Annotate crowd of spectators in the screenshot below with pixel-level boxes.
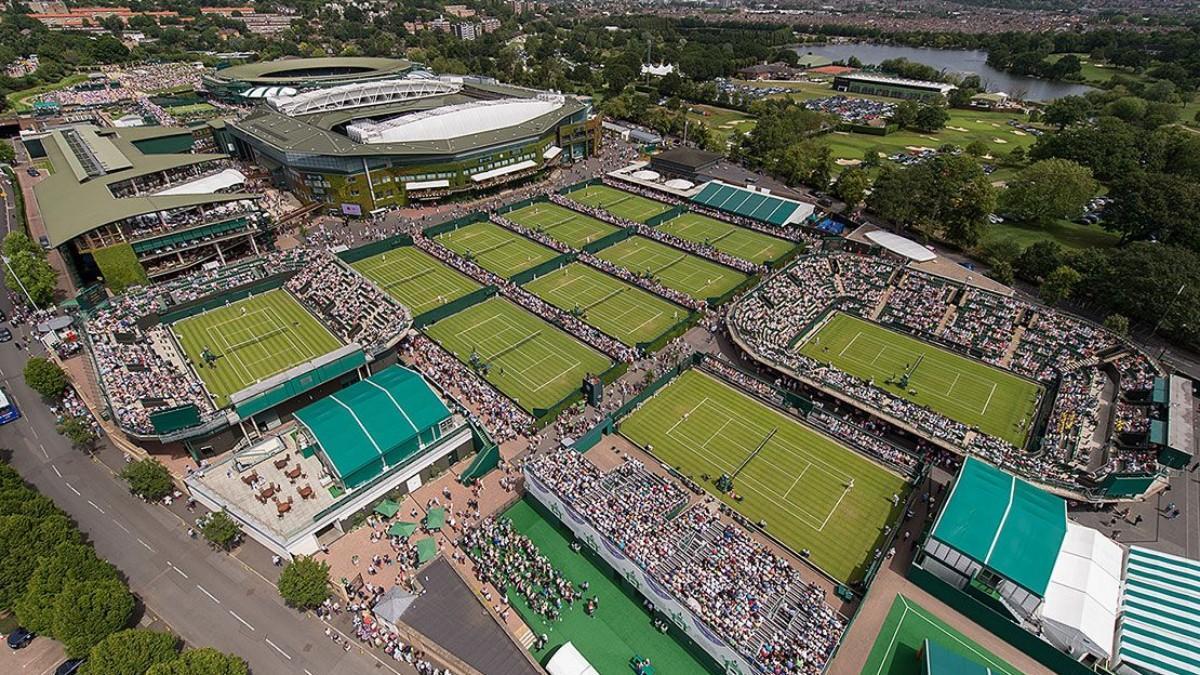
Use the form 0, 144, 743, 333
942, 291, 1023, 364
462, 514, 583, 622
878, 272, 953, 334
285, 252, 409, 353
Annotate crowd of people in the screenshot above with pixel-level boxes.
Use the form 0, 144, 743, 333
285, 252, 410, 353
462, 515, 583, 623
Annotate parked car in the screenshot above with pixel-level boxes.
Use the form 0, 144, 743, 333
0, 327, 12, 342
55, 659, 85, 675
25, 167, 39, 177
6, 626, 34, 649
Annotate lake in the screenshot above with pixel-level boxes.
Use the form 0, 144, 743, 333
793, 42, 1094, 102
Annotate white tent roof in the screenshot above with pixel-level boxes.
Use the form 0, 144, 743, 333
543, 146, 562, 160
664, 178, 695, 190
155, 169, 247, 196
864, 230, 937, 262
404, 179, 449, 191
632, 169, 661, 181
1042, 522, 1122, 659
546, 643, 598, 675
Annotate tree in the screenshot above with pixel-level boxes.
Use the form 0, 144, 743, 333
146, 648, 249, 675
989, 260, 1014, 285
120, 459, 174, 501
1040, 265, 1082, 305
0, 141, 14, 165
24, 357, 67, 399
277, 556, 331, 610
965, 140, 989, 157
201, 511, 241, 551
58, 417, 98, 451
1029, 116, 1142, 183
1015, 240, 1065, 283
1041, 95, 1091, 129
890, 100, 918, 129
1103, 313, 1130, 336
4, 250, 57, 307
913, 105, 950, 133
0, 514, 77, 610
83, 629, 179, 675
1103, 171, 1200, 248
832, 167, 870, 211
1000, 159, 1098, 227
15, 541, 118, 634
53, 577, 135, 657
3, 232, 42, 259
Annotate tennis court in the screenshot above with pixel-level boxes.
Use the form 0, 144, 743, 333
504, 202, 619, 248
658, 212, 795, 264
424, 297, 612, 412
798, 313, 1042, 445
351, 247, 480, 315
436, 221, 558, 278
567, 184, 673, 223
861, 595, 1022, 675
596, 236, 747, 301
621, 369, 907, 583
172, 289, 342, 407
523, 263, 687, 346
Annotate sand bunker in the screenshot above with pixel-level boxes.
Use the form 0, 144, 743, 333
947, 126, 970, 132
1011, 129, 1027, 136
992, 138, 1008, 144
835, 158, 862, 166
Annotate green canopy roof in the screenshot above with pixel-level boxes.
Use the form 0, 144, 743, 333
294, 365, 451, 488
425, 507, 446, 530
388, 521, 418, 538
416, 537, 437, 564
931, 457, 1067, 596
690, 180, 814, 226
374, 499, 400, 518
922, 639, 994, 675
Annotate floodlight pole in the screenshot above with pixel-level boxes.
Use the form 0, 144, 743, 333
2, 254, 39, 312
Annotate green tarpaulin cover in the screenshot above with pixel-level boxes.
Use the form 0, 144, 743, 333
425, 507, 446, 530
416, 537, 437, 564
387, 521, 418, 538
374, 499, 400, 519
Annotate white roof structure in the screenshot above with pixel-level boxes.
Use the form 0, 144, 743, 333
346, 95, 567, 144
242, 86, 298, 100
839, 72, 956, 95
471, 159, 537, 182
641, 63, 676, 77
664, 178, 695, 190
632, 169, 661, 181
267, 78, 460, 116
543, 145, 562, 160
1117, 546, 1200, 675
405, 179, 449, 191
1041, 523, 1122, 660
545, 643, 599, 675
154, 169, 247, 196
865, 230, 937, 262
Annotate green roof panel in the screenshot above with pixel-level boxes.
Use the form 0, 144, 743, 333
1119, 546, 1200, 675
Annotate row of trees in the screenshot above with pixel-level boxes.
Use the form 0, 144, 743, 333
23, 357, 99, 450
3, 232, 57, 308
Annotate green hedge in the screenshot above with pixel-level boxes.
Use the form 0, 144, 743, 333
422, 211, 488, 238
413, 286, 497, 329
581, 226, 635, 253
509, 252, 575, 284
645, 205, 689, 227
636, 310, 700, 354
92, 243, 148, 294
337, 234, 415, 263
557, 177, 605, 195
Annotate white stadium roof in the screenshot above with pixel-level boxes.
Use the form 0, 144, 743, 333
242, 86, 298, 100
267, 78, 460, 116
864, 230, 937, 262
346, 95, 567, 144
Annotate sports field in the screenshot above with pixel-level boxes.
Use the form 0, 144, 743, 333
504, 498, 721, 674
504, 202, 619, 248
567, 184, 673, 223
523, 263, 687, 346
351, 247, 480, 315
173, 289, 342, 407
861, 595, 1021, 675
658, 212, 794, 264
596, 236, 747, 301
435, 221, 558, 278
424, 297, 611, 412
621, 369, 907, 583
798, 313, 1041, 445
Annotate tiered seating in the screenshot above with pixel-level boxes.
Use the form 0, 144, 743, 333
284, 252, 409, 352
942, 290, 1022, 364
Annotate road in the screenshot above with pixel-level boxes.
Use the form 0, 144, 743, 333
0, 293, 405, 674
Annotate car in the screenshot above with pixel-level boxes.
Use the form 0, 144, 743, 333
6, 626, 34, 649
25, 167, 39, 177
0, 328, 11, 342
0, 307, 6, 322
55, 659, 85, 675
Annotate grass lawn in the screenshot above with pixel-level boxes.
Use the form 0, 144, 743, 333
1044, 53, 1143, 86
166, 102, 218, 117
436, 221, 558, 278
5, 74, 89, 112
504, 498, 722, 673
172, 289, 342, 406
523, 263, 688, 346
566, 184, 673, 223
799, 313, 1042, 445
620, 369, 907, 583
596, 236, 747, 301
657, 212, 795, 264
686, 103, 756, 146
980, 217, 1119, 252
350, 246, 480, 316
423, 296, 611, 413
861, 595, 1022, 675
504, 202, 619, 248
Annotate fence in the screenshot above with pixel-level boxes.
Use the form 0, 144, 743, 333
707, 272, 759, 308
557, 177, 604, 195
156, 273, 291, 325
422, 211, 489, 238
412, 286, 497, 329
508, 251, 576, 285
644, 205, 690, 227
580, 226, 635, 253
336, 234, 415, 264
636, 310, 700, 354
494, 195, 548, 216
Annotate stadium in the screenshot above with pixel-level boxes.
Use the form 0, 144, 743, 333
203, 56, 420, 101
223, 65, 602, 213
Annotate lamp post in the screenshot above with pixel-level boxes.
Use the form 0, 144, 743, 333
1, 254, 40, 312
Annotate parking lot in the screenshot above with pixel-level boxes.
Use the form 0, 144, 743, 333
0, 633, 67, 675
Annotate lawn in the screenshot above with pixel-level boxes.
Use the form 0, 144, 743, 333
523, 263, 688, 346
504, 202, 619, 248
423, 296, 611, 413
350, 246, 481, 316
172, 289, 342, 406
436, 221, 558, 278
620, 369, 908, 583
861, 595, 1022, 675
566, 184, 673, 223
657, 211, 795, 264
5, 74, 88, 112
503, 498, 722, 673
980, 217, 1119, 252
798, 313, 1042, 445
595, 236, 748, 301
166, 102, 218, 117
686, 103, 756, 146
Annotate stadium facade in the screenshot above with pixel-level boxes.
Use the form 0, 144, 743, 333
224, 74, 601, 213
203, 56, 419, 101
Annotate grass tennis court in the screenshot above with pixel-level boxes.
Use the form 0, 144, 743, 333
862, 595, 1021, 675
798, 313, 1041, 445
504, 202, 619, 248
351, 247, 480, 315
567, 184, 673, 223
596, 236, 747, 301
621, 369, 907, 583
173, 289, 342, 407
658, 212, 795, 264
505, 498, 721, 674
435, 221, 558, 278
424, 297, 611, 412
523, 263, 687, 346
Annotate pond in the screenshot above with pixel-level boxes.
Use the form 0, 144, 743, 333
794, 42, 1094, 102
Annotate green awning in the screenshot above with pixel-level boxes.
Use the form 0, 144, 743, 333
388, 521, 417, 538
922, 639, 993, 675
425, 507, 446, 530
1150, 419, 1168, 446
1152, 377, 1169, 404
374, 499, 400, 519
416, 537, 437, 564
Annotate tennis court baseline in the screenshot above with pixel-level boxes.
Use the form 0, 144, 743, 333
596, 236, 747, 301
523, 263, 687, 346
504, 202, 619, 248
351, 247, 480, 315
658, 212, 794, 264
861, 595, 1022, 675
435, 221, 558, 278
798, 313, 1041, 445
621, 369, 907, 583
567, 184, 673, 223
424, 297, 612, 412
173, 289, 342, 407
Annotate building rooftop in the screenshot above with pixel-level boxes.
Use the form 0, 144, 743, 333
209, 57, 413, 86
837, 71, 956, 94
1119, 546, 1200, 675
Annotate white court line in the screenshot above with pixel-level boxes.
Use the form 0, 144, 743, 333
945, 372, 961, 397
782, 463, 812, 500
666, 397, 709, 434
839, 332, 862, 358
980, 382, 998, 416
